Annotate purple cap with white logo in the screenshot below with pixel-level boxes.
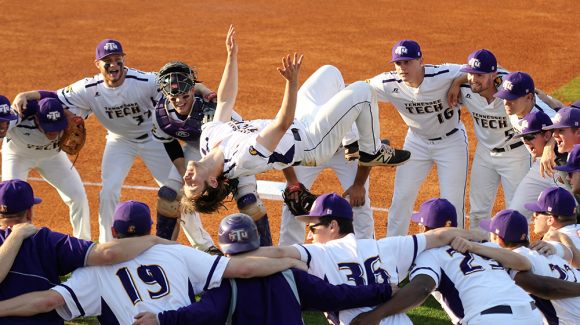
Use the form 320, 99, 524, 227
95, 39, 125, 61
113, 200, 153, 234
0, 95, 17, 122
0, 179, 42, 214
479, 209, 528, 242
411, 198, 457, 228
571, 101, 580, 109
36, 98, 68, 132
524, 187, 576, 216
513, 111, 553, 138
295, 192, 353, 223
460, 49, 497, 74
543, 107, 580, 130
555, 145, 580, 173
493, 72, 535, 100
389, 40, 422, 64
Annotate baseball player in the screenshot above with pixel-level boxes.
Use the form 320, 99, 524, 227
0, 179, 174, 325
556, 144, 580, 196
242, 192, 487, 325
479, 209, 580, 324
1, 98, 91, 239
182, 27, 410, 214
0, 95, 18, 138
133, 213, 397, 325
364, 39, 469, 236
527, 187, 580, 249
11, 39, 211, 243
447, 49, 531, 231
152, 61, 273, 252
351, 198, 543, 325
492, 72, 559, 219
0, 200, 306, 324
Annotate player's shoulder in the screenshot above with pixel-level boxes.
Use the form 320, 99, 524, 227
125, 67, 157, 82
369, 71, 401, 84
423, 63, 461, 77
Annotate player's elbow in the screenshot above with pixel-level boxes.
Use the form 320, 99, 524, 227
33, 291, 65, 313
229, 261, 258, 278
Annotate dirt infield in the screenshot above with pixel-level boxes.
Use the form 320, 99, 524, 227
1, 0, 578, 244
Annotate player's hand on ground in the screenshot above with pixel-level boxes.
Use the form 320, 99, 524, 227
450, 237, 475, 253
349, 309, 382, 325
529, 239, 556, 256
540, 145, 556, 178
11, 93, 29, 117
342, 184, 366, 207
133, 311, 158, 325
10, 222, 39, 239
225, 25, 238, 57
277, 53, 303, 83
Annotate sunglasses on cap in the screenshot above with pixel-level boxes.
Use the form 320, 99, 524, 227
308, 221, 330, 234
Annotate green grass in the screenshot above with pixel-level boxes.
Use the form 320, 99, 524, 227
552, 76, 580, 104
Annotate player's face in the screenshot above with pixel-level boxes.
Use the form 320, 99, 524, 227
503, 94, 533, 118
394, 58, 423, 85
552, 127, 580, 153
522, 131, 549, 159
34, 117, 61, 140
567, 171, 580, 195
167, 89, 195, 115
532, 212, 550, 235
306, 217, 332, 244
183, 161, 212, 198
95, 54, 125, 85
468, 73, 493, 94
0, 121, 9, 138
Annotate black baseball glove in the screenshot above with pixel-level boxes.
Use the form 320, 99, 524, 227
283, 183, 317, 216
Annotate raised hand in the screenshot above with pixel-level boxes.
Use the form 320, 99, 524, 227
225, 25, 238, 57
277, 53, 304, 83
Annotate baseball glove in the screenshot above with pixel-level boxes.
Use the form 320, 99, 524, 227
59, 117, 86, 155
283, 183, 317, 216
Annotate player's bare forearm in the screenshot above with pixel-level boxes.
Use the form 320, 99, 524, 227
342, 165, 370, 207
12, 90, 42, 115
0, 290, 65, 317
515, 271, 580, 300
0, 223, 39, 283
214, 25, 238, 123
447, 74, 467, 109
453, 238, 530, 271
282, 167, 299, 185
87, 235, 176, 265
350, 275, 435, 325
540, 137, 557, 178
232, 246, 301, 260
223, 256, 306, 278
424, 228, 487, 250
171, 157, 187, 179
546, 231, 580, 267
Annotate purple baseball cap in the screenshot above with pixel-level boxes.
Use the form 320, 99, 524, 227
513, 111, 553, 138
113, 200, 153, 234
36, 98, 68, 132
479, 209, 529, 242
411, 198, 457, 228
460, 49, 497, 74
493, 72, 535, 100
295, 192, 353, 223
543, 107, 580, 130
571, 101, 580, 109
95, 39, 125, 61
389, 40, 422, 64
0, 95, 17, 122
524, 187, 576, 216
0, 179, 42, 214
555, 145, 580, 173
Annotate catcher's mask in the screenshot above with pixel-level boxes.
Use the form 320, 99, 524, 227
218, 213, 260, 254
158, 62, 198, 97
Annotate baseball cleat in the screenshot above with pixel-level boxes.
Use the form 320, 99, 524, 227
344, 139, 391, 161
358, 143, 411, 167
205, 245, 225, 256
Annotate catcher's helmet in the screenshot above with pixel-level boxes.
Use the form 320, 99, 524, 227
158, 61, 198, 97
218, 213, 260, 254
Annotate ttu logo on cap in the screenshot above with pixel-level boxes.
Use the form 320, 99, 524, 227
0, 205, 6, 213
395, 46, 408, 55
504, 81, 513, 91
521, 120, 529, 130
229, 228, 249, 241
468, 58, 481, 68
0, 104, 9, 114
47, 111, 61, 121
104, 43, 118, 51
554, 114, 562, 123
128, 225, 136, 233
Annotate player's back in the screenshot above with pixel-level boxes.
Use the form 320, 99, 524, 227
411, 242, 534, 324
52, 244, 228, 324
513, 246, 580, 324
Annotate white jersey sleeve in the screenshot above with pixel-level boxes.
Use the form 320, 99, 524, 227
376, 234, 427, 282
558, 225, 580, 249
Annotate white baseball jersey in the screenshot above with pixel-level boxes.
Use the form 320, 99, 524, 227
3, 116, 63, 158
459, 69, 523, 150
558, 224, 580, 249
58, 67, 162, 141
410, 242, 535, 324
293, 233, 427, 325
365, 64, 464, 139
510, 246, 580, 324
51, 244, 229, 324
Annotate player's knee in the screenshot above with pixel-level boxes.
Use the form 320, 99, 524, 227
235, 185, 266, 221
157, 186, 182, 218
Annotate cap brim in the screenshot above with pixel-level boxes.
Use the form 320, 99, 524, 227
478, 220, 493, 232
513, 130, 541, 138
554, 165, 580, 173
39, 119, 68, 132
389, 56, 419, 64
96, 52, 126, 61
493, 90, 522, 100
34, 197, 42, 204
295, 215, 315, 223
523, 202, 544, 212
543, 122, 573, 130
0, 115, 18, 122
459, 67, 492, 74
410, 212, 422, 224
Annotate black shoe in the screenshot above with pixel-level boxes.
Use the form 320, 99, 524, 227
344, 141, 360, 161
359, 143, 411, 167
205, 245, 224, 256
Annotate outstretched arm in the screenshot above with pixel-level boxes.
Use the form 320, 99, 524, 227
424, 228, 488, 250
87, 235, 176, 265
214, 25, 239, 123
543, 229, 580, 268
447, 73, 468, 109
451, 237, 531, 271
0, 290, 65, 317
232, 245, 302, 260
256, 53, 303, 153
515, 271, 580, 300
223, 256, 306, 278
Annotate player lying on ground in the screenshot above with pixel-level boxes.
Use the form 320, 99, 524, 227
132, 213, 399, 325
0, 200, 306, 324
181, 26, 410, 214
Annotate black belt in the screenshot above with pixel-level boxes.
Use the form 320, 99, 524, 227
481, 302, 536, 315
135, 133, 149, 140
492, 141, 524, 153
428, 128, 458, 141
